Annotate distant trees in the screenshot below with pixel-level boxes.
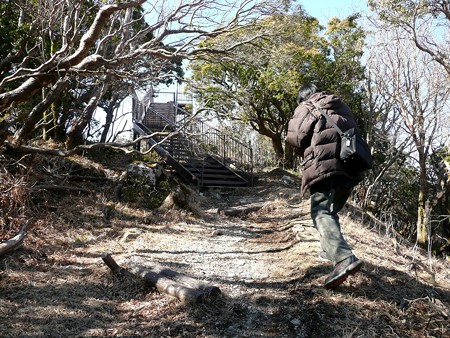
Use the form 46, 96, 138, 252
0, 0, 278, 149
368, 0, 450, 75
365, 1, 450, 248
189, 7, 366, 167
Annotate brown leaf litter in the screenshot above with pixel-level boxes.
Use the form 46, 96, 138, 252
0, 155, 449, 338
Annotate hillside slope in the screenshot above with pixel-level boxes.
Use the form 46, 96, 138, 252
0, 153, 449, 337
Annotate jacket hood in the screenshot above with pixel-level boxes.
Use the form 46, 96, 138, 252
309, 92, 342, 110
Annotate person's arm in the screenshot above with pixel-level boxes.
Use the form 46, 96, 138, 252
286, 105, 317, 158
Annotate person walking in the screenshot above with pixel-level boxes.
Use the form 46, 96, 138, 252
286, 84, 365, 289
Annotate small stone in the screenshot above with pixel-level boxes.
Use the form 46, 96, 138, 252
211, 229, 224, 236
290, 318, 301, 326
281, 175, 296, 185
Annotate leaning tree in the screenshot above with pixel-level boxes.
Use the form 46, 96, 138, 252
0, 0, 280, 151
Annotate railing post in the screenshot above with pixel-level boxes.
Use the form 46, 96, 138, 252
201, 157, 205, 186
249, 140, 254, 186
222, 134, 226, 165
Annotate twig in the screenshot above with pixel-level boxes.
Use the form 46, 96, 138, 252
31, 184, 92, 193
0, 222, 30, 257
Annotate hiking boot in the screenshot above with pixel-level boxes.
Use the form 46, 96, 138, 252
318, 251, 330, 262
324, 255, 363, 289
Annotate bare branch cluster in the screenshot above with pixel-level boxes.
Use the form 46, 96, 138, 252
368, 0, 450, 75
363, 19, 450, 244
0, 0, 276, 106
0, 0, 280, 147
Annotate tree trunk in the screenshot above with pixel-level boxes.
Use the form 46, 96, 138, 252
100, 93, 120, 143
270, 134, 285, 166
43, 102, 58, 141
66, 82, 109, 148
283, 142, 295, 170
54, 99, 71, 142
416, 152, 429, 245
14, 79, 68, 144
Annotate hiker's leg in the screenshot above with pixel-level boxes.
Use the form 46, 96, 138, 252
330, 185, 352, 223
310, 183, 353, 265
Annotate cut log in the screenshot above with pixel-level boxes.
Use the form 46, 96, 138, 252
101, 253, 220, 303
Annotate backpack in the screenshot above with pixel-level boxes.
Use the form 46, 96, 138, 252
310, 101, 373, 172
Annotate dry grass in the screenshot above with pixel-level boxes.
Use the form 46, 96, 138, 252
0, 154, 449, 338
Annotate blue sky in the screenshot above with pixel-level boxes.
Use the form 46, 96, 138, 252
300, 0, 367, 24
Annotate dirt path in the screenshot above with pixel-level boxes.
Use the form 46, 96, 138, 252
1, 169, 449, 337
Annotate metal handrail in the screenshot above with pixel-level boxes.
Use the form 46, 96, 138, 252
182, 114, 253, 175
152, 91, 193, 105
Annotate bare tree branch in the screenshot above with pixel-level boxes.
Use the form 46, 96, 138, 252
0, 222, 30, 257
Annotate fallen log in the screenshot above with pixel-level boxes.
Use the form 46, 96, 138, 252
101, 253, 220, 303
218, 202, 265, 216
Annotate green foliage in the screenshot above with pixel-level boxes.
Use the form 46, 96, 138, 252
321, 15, 366, 112
0, 3, 28, 61
367, 154, 419, 238
189, 9, 366, 163
368, 0, 430, 21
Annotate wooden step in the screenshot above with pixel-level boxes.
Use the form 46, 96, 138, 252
197, 179, 248, 187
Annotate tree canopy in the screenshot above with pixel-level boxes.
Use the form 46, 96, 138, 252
0, 0, 278, 148
189, 7, 366, 165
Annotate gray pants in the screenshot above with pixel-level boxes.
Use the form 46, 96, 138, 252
310, 178, 355, 265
